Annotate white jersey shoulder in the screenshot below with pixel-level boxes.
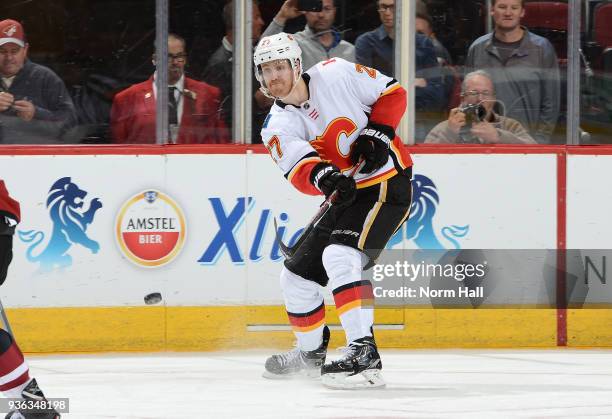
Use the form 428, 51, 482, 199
308, 57, 398, 109
259, 57, 400, 179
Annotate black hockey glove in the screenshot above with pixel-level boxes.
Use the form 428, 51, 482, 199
349, 123, 395, 174
310, 163, 356, 207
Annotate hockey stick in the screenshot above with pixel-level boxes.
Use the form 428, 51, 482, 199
274, 158, 364, 260
0, 296, 14, 336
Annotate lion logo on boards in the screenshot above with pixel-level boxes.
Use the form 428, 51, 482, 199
18, 177, 103, 272
387, 174, 469, 249
116, 190, 186, 267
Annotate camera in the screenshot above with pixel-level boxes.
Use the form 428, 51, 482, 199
459, 103, 486, 125
458, 103, 487, 143
297, 0, 323, 12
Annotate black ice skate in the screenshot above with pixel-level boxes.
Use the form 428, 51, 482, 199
263, 325, 330, 379
321, 336, 385, 389
4, 379, 60, 419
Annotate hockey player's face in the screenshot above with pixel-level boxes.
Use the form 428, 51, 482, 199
261, 60, 294, 98
0, 43, 27, 77
491, 0, 525, 31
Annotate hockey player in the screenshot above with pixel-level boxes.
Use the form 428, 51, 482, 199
255, 33, 412, 389
0, 180, 60, 419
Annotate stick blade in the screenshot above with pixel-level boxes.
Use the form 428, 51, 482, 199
273, 217, 295, 259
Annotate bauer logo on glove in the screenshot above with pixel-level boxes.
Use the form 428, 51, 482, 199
309, 163, 357, 207
360, 128, 391, 145
349, 123, 395, 174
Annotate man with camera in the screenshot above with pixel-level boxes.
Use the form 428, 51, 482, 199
261, 0, 355, 72
425, 70, 535, 144
465, 0, 560, 143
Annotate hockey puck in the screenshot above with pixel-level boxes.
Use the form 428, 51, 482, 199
144, 292, 162, 305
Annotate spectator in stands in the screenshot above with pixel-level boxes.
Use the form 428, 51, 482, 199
202, 0, 271, 144
261, 0, 355, 71
415, 11, 452, 65
110, 34, 228, 144
354, 0, 444, 140
425, 70, 535, 144
465, 0, 560, 143
414, 9, 456, 110
0, 19, 76, 144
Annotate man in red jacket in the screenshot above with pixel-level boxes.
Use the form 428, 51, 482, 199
110, 34, 230, 144
0, 180, 60, 419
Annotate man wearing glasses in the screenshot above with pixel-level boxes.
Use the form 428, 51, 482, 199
355, 0, 444, 140
425, 70, 535, 144
110, 34, 229, 144
261, 0, 355, 72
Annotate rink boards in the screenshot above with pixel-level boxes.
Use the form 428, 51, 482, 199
0, 144, 610, 351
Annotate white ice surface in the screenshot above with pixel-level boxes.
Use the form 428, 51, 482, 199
19, 349, 612, 418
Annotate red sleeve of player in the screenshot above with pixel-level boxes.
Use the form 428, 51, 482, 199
0, 180, 21, 222
369, 85, 407, 129
287, 160, 323, 196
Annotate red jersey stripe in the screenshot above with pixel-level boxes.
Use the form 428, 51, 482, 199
370, 86, 407, 130
287, 159, 323, 195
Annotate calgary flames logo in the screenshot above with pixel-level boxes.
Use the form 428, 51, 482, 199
310, 117, 358, 170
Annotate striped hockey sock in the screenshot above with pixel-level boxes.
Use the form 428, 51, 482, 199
0, 331, 30, 399
332, 280, 375, 344
287, 301, 326, 351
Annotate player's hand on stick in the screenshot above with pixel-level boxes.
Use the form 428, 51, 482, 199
349, 123, 394, 174
310, 163, 356, 207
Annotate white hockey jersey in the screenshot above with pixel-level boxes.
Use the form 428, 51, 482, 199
260, 57, 412, 196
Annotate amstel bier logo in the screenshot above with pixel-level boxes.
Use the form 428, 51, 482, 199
116, 190, 186, 267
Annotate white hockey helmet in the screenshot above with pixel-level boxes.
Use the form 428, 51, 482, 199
253, 32, 302, 99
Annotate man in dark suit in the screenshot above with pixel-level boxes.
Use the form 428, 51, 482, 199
202, 0, 270, 144
110, 34, 229, 144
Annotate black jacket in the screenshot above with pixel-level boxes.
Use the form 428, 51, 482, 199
0, 60, 76, 144
202, 43, 268, 144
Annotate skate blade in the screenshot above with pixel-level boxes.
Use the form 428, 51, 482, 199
262, 368, 321, 380
321, 369, 386, 389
